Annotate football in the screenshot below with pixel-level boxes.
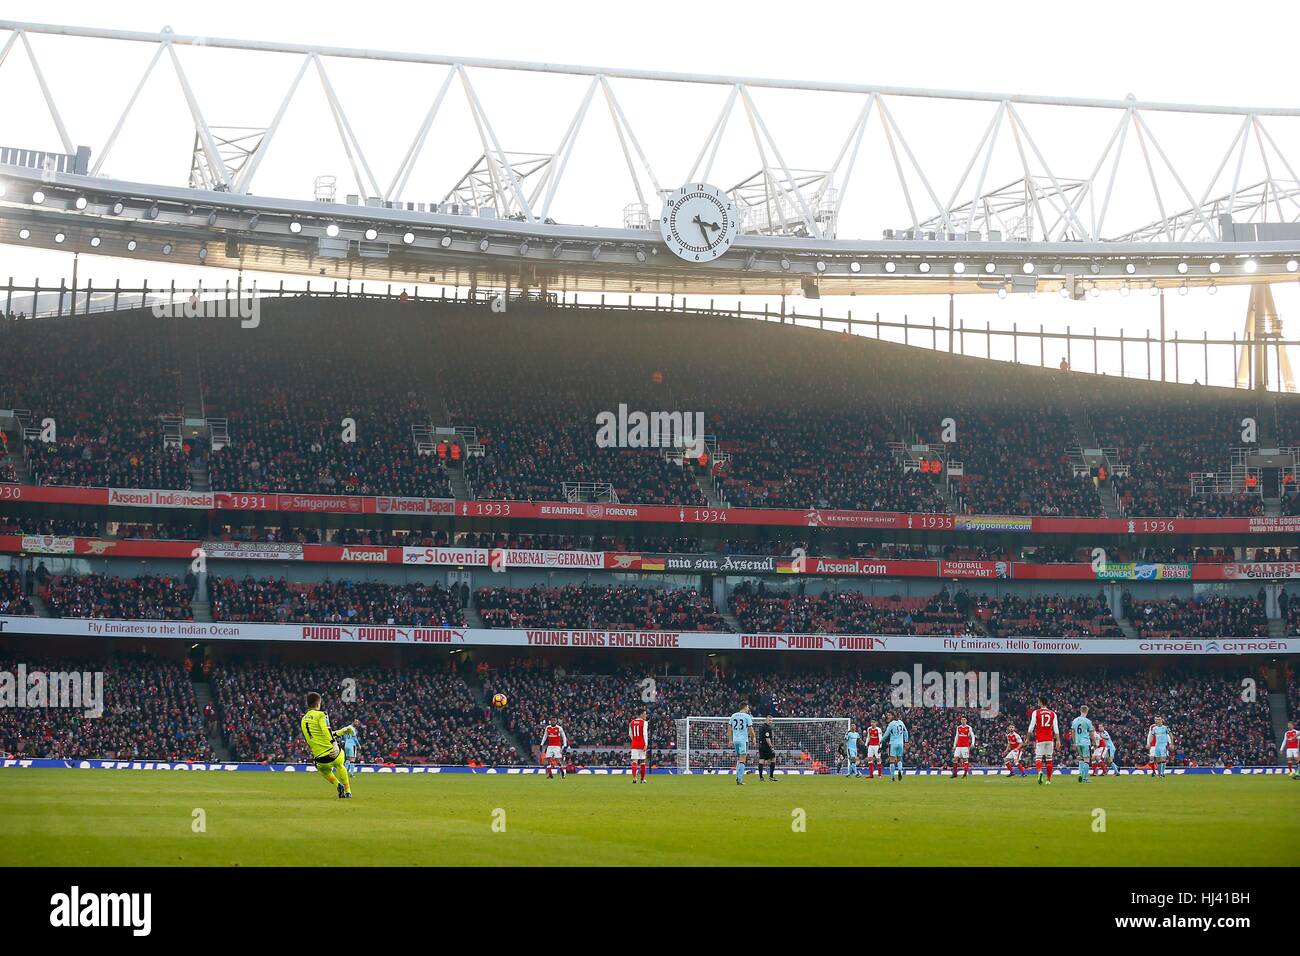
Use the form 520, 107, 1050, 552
491, 693, 508, 709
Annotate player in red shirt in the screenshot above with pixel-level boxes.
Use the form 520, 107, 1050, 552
951, 717, 975, 778
540, 720, 568, 779
1283, 721, 1298, 779
629, 709, 650, 784
865, 720, 884, 778
1026, 695, 1060, 785
1004, 723, 1027, 776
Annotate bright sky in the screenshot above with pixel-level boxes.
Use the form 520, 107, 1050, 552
1, 0, 1298, 388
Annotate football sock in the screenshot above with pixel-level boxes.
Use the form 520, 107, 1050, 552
736, 761, 745, 783
1046, 760, 1054, 780
335, 762, 351, 794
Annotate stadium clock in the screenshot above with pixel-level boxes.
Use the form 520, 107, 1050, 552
659, 183, 739, 262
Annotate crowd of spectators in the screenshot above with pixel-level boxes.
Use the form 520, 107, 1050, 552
728, 582, 971, 635
475, 584, 727, 631
0, 652, 212, 760
42, 573, 195, 620
1126, 595, 1269, 639
1, 568, 35, 615
976, 593, 1123, 638
3, 311, 193, 489
210, 658, 515, 764
208, 576, 466, 626
5, 300, 1298, 518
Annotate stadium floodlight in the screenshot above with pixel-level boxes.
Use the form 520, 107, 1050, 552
1050, 263, 1062, 274
1149, 284, 1159, 296
635, 249, 647, 263
18, 228, 30, 240
550, 242, 563, 257
815, 260, 827, 273
917, 261, 930, 273
74, 196, 87, 210
1286, 259, 1299, 272
883, 261, 896, 273
779, 257, 791, 270
441, 235, 454, 249
248, 214, 261, 230
997, 286, 1008, 298
1022, 262, 1035, 274
207, 210, 219, 227
478, 238, 490, 252
1088, 286, 1100, 298
518, 241, 529, 256
1089, 262, 1100, 275
289, 220, 302, 234
952, 261, 965, 274
1242, 259, 1258, 274
54, 232, 65, 243
1208, 281, 1218, 295
1177, 261, 1189, 274
591, 245, 602, 260
89, 236, 100, 248
126, 239, 137, 251
32, 190, 45, 204
111, 201, 124, 215
364, 227, 378, 241
747, 253, 760, 270
161, 243, 173, 255
402, 231, 415, 245
146, 205, 159, 219
198, 245, 208, 260
1209, 261, 1221, 274
1058, 286, 1070, 299
325, 223, 340, 237
1125, 262, 1136, 274
848, 260, 860, 273
984, 262, 996, 274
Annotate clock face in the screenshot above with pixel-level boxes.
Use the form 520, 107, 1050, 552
659, 183, 739, 262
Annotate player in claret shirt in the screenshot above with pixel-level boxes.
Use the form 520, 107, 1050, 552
1282, 721, 1298, 779
1026, 695, 1060, 786
541, 720, 568, 779
1004, 723, 1027, 777
629, 710, 649, 784
951, 717, 975, 778
865, 720, 884, 778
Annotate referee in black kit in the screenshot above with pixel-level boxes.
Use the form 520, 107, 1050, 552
756, 715, 778, 780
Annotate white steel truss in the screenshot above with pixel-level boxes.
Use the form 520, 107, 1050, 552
2, 20, 1300, 248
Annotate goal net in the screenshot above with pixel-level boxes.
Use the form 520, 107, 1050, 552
674, 717, 850, 773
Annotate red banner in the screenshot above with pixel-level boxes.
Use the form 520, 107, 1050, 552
3, 482, 1298, 536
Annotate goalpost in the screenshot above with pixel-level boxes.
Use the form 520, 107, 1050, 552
674, 717, 851, 773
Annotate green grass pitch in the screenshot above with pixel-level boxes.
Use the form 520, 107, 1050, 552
2, 770, 1297, 866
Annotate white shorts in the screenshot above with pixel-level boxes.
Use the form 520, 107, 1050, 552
866, 745, 881, 759
1285, 748, 1298, 761
953, 747, 970, 760
1005, 749, 1022, 764
1034, 741, 1054, 758
630, 748, 647, 761
1148, 747, 1158, 758
545, 746, 563, 759
1092, 748, 1109, 762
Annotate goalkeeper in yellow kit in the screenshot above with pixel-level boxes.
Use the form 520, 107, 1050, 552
300, 692, 355, 799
